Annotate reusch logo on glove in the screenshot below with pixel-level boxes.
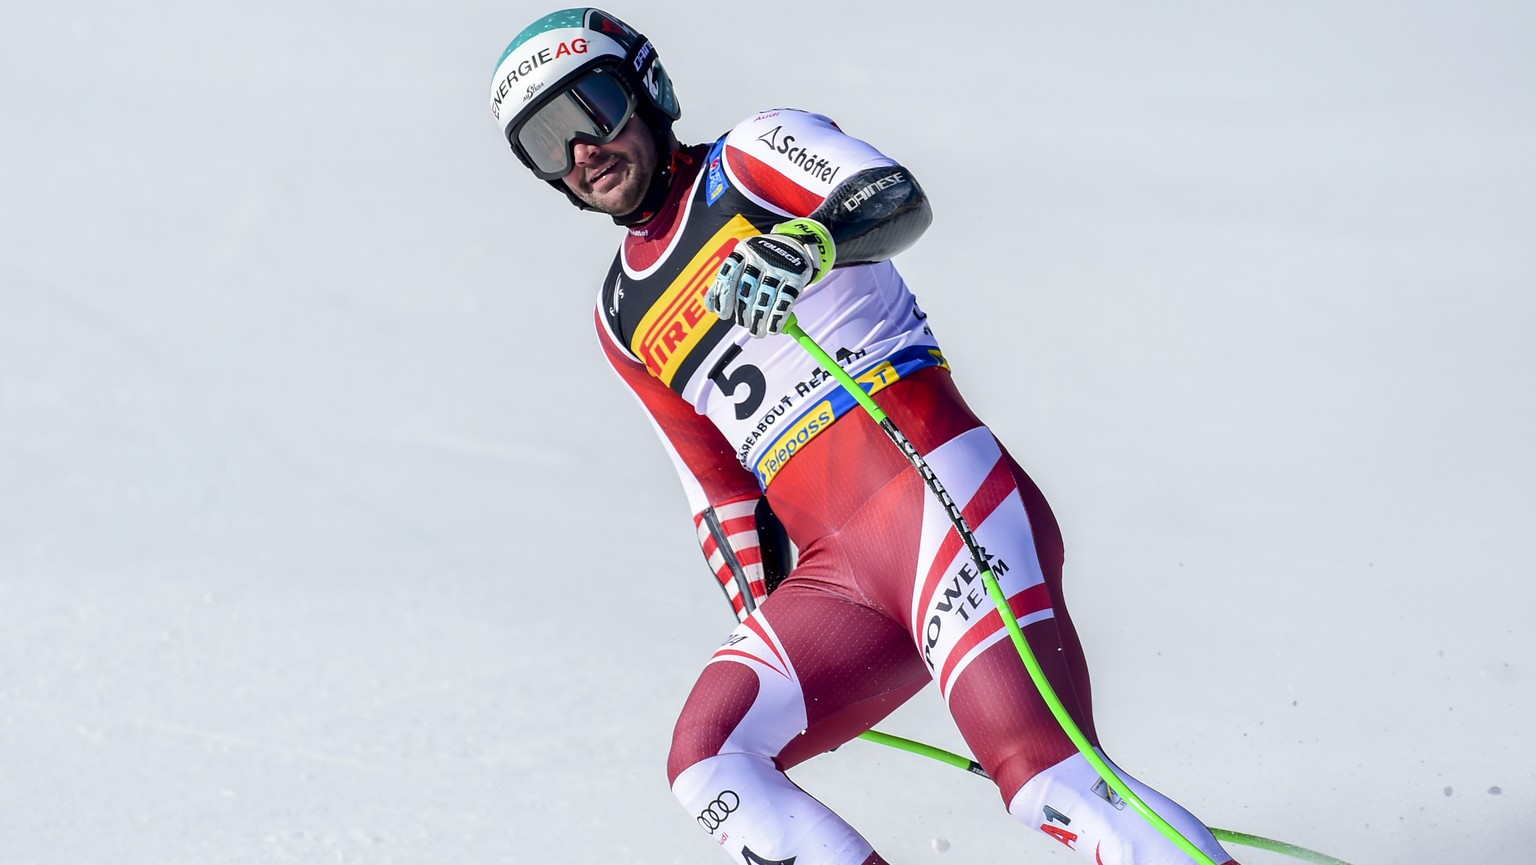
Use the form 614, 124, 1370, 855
756, 238, 807, 271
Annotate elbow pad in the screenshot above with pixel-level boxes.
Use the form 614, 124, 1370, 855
695, 497, 793, 623
809, 165, 933, 266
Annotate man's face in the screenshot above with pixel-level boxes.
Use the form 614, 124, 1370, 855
560, 117, 658, 215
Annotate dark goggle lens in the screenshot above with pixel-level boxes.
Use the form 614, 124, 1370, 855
515, 68, 635, 180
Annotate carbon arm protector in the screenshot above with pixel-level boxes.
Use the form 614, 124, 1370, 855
807, 164, 933, 266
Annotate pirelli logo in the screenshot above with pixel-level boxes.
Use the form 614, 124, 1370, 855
633, 215, 758, 385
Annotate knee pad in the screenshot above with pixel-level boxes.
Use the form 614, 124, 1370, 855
669, 616, 810, 781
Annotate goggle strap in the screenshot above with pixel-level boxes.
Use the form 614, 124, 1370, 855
622, 36, 657, 97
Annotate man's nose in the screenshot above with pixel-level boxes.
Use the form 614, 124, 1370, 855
571, 140, 602, 166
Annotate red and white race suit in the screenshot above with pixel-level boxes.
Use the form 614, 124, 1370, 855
594, 109, 1238, 865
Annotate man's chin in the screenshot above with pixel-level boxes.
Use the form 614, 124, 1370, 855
584, 186, 645, 216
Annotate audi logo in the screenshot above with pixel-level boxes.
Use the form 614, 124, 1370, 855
697, 790, 740, 831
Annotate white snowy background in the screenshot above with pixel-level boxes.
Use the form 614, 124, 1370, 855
2, 1, 1531, 863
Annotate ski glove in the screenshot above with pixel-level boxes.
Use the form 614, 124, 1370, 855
706, 218, 836, 338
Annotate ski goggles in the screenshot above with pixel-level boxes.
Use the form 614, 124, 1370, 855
510, 65, 638, 181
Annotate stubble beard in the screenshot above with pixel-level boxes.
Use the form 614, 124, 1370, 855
580, 163, 650, 215
569, 128, 659, 216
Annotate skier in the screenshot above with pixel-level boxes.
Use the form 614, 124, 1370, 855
491, 9, 1243, 865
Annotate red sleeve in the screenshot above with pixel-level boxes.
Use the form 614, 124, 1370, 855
595, 308, 761, 512
596, 306, 793, 622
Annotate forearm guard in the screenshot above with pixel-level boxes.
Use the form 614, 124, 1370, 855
808, 164, 933, 266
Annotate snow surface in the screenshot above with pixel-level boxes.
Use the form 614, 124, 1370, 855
2, 2, 1533, 863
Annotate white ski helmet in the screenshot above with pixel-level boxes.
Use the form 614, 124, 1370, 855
491, 8, 681, 196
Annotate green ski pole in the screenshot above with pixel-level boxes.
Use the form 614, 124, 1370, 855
784, 315, 1220, 865
851, 732, 1354, 865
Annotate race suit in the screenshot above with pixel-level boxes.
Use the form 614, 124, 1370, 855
594, 109, 1239, 865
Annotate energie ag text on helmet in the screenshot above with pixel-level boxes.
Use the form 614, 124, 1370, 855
491, 38, 589, 122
